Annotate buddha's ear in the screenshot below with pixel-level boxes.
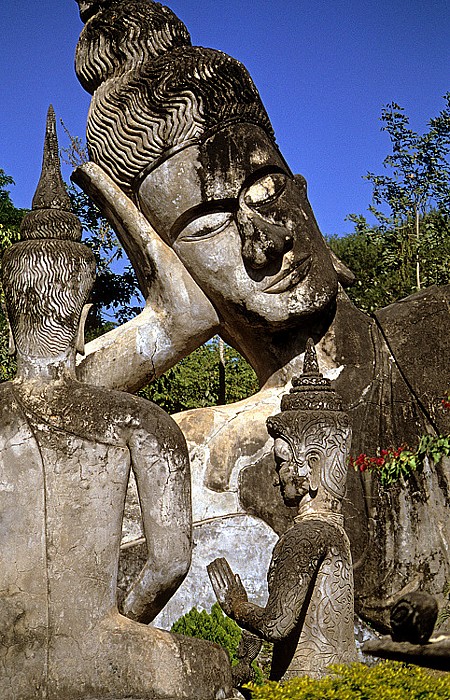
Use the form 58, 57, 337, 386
76, 304, 93, 355
328, 248, 355, 287
293, 174, 355, 287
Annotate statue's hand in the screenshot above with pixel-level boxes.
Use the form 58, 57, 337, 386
207, 557, 248, 618
72, 163, 220, 391
72, 162, 217, 307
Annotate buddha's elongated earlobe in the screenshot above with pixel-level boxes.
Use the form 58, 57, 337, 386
309, 467, 320, 495
294, 175, 354, 287
328, 248, 355, 287
1, 303, 15, 356
76, 304, 93, 355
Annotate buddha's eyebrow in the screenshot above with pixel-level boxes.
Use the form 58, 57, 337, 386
240, 164, 290, 191
170, 198, 237, 242
170, 165, 292, 241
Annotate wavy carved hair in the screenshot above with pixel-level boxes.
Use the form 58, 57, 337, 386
2, 240, 95, 357
76, 0, 192, 93
75, 1, 274, 196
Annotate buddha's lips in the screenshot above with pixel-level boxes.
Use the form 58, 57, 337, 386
263, 256, 312, 293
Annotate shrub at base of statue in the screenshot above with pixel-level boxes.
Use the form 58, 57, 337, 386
171, 604, 267, 690
244, 661, 450, 700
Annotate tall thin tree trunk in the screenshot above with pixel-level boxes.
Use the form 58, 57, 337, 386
218, 337, 226, 405
415, 205, 421, 290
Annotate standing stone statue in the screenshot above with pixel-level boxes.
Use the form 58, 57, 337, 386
0, 107, 232, 699
71, 0, 450, 633
208, 340, 357, 679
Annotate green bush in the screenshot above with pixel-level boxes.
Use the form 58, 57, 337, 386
246, 661, 450, 699
171, 604, 268, 683
171, 603, 242, 665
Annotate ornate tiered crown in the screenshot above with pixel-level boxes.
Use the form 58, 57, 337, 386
1, 107, 95, 358
19, 106, 82, 242
280, 338, 343, 412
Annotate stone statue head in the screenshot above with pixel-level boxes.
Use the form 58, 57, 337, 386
75, 2, 346, 335
2, 107, 95, 361
267, 339, 351, 510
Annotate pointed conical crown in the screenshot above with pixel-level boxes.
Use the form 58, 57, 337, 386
280, 338, 343, 412
19, 106, 82, 241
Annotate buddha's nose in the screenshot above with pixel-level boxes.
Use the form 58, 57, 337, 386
237, 209, 293, 270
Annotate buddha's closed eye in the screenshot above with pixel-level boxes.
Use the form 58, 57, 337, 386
177, 212, 234, 242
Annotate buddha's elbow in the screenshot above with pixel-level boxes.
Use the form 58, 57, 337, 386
161, 545, 191, 595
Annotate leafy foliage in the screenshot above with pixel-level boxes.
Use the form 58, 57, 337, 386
171, 603, 242, 666
246, 661, 450, 699
366, 95, 450, 223
171, 603, 268, 684
140, 337, 258, 413
0, 170, 25, 381
337, 94, 450, 305
349, 433, 450, 487
0, 169, 26, 250
328, 209, 450, 313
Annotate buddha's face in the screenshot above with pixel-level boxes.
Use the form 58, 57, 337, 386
138, 123, 338, 333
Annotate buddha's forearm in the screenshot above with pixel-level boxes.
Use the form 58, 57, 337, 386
77, 302, 218, 393
73, 161, 220, 394
230, 600, 294, 643
121, 554, 189, 624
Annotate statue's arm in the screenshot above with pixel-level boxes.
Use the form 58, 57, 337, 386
208, 530, 325, 642
121, 411, 192, 623
73, 163, 220, 393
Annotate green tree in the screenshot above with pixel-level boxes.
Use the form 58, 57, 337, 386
327, 208, 450, 313
140, 337, 258, 414
0, 169, 26, 249
351, 94, 450, 292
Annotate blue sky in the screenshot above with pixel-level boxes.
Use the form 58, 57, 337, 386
1, 0, 449, 236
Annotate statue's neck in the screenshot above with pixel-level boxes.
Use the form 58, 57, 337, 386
295, 497, 344, 528
223, 289, 375, 390
15, 349, 77, 383
221, 292, 342, 388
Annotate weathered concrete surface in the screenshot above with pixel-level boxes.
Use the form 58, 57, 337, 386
73, 0, 450, 637
74, 162, 219, 394
0, 108, 233, 699
208, 344, 358, 679
154, 514, 278, 629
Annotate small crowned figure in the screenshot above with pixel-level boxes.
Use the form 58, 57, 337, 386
208, 339, 357, 680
